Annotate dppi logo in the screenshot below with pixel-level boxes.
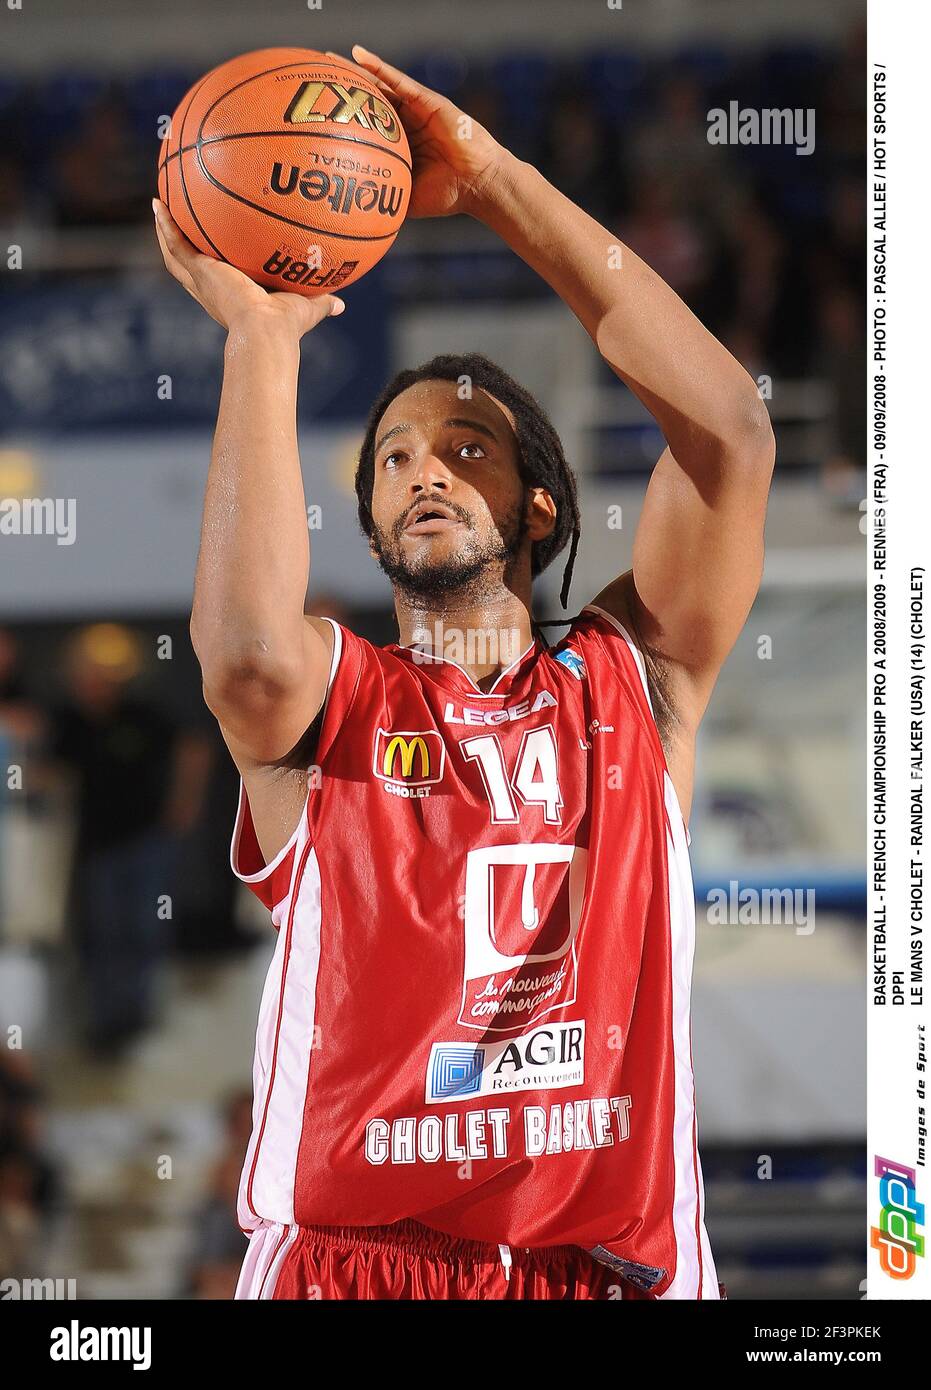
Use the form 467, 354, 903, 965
870, 1155, 925, 1279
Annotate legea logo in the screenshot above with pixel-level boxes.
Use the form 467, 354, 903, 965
870, 1155, 925, 1279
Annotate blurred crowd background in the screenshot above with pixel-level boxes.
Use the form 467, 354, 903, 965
1, 0, 866, 1299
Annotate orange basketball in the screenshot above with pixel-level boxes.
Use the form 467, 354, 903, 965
157, 48, 411, 296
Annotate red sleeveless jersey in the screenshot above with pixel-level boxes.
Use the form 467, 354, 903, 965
230, 604, 718, 1298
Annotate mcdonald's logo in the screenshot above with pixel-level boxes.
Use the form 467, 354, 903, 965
373, 729, 445, 787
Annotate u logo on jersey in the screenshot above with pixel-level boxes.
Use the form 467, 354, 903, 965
458, 843, 588, 1035
373, 728, 446, 794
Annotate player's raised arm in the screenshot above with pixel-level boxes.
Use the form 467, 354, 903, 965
153, 199, 341, 767
351, 47, 776, 723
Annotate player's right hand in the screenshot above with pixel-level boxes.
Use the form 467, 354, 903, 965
152, 199, 345, 337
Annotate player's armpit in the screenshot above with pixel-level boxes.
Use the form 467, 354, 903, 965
224, 747, 311, 872
593, 431, 774, 729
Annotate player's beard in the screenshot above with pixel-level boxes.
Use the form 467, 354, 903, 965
370, 498, 529, 605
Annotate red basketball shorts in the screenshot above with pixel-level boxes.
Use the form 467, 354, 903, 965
235, 1218, 656, 1301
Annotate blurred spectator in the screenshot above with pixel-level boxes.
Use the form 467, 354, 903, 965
821, 20, 868, 168
0, 627, 42, 745
720, 197, 785, 354
187, 1088, 252, 1299
619, 173, 711, 299
627, 73, 738, 222
539, 89, 626, 226
0, 153, 27, 226
817, 281, 867, 493
47, 624, 208, 1056
816, 173, 867, 298
1, 629, 44, 939
51, 93, 148, 228
0, 1050, 58, 1280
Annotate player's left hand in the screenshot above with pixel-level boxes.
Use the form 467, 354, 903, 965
332, 45, 509, 219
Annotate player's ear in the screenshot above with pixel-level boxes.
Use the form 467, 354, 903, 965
526, 487, 557, 543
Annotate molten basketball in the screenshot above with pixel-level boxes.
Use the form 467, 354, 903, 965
157, 48, 411, 296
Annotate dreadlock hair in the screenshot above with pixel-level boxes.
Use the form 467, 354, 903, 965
354, 353, 582, 620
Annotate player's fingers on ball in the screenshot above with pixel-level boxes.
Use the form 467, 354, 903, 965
326, 51, 396, 102
369, 73, 402, 103
324, 50, 373, 80
156, 236, 196, 297
350, 45, 428, 104
153, 215, 197, 295
326, 49, 402, 113
152, 199, 201, 274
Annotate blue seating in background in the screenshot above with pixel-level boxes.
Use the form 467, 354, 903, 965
760, 42, 832, 81
37, 71, 108, 126
671, 42, 737, 89
0, 76, 21, 116
124, 70, 197, 142
488, 52, 554, 124
582, 51, 648, 120
403, 53, 471, 99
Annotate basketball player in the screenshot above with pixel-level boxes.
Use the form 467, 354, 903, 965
153, 45, 774, 1300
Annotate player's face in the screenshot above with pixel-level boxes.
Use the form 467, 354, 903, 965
368, 380, 531, 601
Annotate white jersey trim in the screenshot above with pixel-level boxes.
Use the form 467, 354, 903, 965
235, 1221, 300, 1300
238, 845, 323, 1229
658, 770, 719, 1299
583, 604, 716, 1297
230, 781, 306, 891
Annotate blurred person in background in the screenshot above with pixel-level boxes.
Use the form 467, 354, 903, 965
0, 1050, 58, 1280
0, 153, 27, 230
816, 281, 867, 501
186, 1088, 252, 1300
538, 88, 625, 226
0, 627, 41, 745
628, 73, 737, 223
47, 624, 208, 1057
51, 91, 148, 229
0, 628, 44, 933
619, 171, 711, 303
